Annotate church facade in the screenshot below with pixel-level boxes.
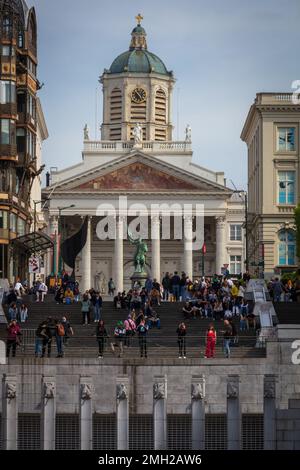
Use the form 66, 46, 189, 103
43, 17, 245, 292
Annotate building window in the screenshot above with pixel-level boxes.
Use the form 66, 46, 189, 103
27, 131, 36, 158
0, 80, 16, 104
27, 94, 36, 120
10, 213, 17, 233
230, 224, 242, 241
17, 218, 26, 236
0, 211, 8, 229
0, 119, 13, 145
17, 92, 26, 113
278, 171, 295, 204
278, 230, 296, 266
2, 17, 12, 37
17, 128, 26, 153
277, 127, 295, 152
18, 31, 24, 48
1, 45, 14, 56
230, 255, 242, 275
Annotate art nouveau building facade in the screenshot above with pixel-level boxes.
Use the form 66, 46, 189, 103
43, 19, 244, 292
241, 93, 300, 278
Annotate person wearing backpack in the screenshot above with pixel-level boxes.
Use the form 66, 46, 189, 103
110, 321, 126, 357
137, 320, 149, 358
81, 294, 91, 325
55, 320, 65, 358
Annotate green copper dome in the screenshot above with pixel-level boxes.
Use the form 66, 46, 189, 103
109, 49, 169, 75
108, 18, 171, 76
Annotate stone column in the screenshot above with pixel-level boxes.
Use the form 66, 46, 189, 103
191, 375, 206, 450
264, 375, 276, 450
114, 216, 124, 293
183, 215, 193, 278
0, 340, 6, 364
215, 216, 226, 274
41, 376, 56, 450
80, 377, 94, 450
153, 375, 167, 450
151, 215, 160, 282
116, 376, 129, 450
81, 216, 92, 292
2, 375, 18, 450
227, 375, 241, 450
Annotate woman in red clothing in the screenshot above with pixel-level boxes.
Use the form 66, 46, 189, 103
205, 324, 216, 358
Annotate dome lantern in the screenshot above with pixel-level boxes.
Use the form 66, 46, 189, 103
130, 13, 147, 50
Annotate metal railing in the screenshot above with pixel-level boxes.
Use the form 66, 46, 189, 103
12, 331, 267, 358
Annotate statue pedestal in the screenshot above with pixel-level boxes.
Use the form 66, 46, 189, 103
130, 271, 148, 289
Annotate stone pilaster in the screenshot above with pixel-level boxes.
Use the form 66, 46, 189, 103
227, 375, 241, 450
41, 376, 56, 450
183, 215, 193, 278
191, 375, 205, 450
215, 216, 226, 274
116, 376, 129, 450
2, 375, 18, 450
153, 375, 167, 450
114, 216, 124, 293
151, 215, 160, 282
81, 216, 92, 292
80, 377, 94, 450
264, 375, 277, 450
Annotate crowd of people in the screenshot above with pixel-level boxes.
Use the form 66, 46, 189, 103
4, 268, 299, 360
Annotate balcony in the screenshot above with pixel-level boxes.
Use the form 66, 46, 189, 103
0, 103, 17, 117
0, 144, 17, 160
83, 140, 192, 154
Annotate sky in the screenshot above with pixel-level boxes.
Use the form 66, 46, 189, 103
26, 0, 300, 189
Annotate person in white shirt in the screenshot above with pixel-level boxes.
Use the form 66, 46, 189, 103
14, 280, 24, 297
36, 282, 48, 302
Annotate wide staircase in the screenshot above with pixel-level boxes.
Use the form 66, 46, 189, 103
0, 295, 265, 359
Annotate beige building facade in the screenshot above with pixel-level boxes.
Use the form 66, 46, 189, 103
43, 19, 245, 292
241, 93, 300, 278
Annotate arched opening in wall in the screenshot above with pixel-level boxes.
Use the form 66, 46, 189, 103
155, 88, 167, 141
27, 11, 37, 56
93, 414, 117, 450
109, 88, 122, 140
130, 99, 146, 123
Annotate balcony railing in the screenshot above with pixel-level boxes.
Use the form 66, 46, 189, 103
83, 140, 192, 153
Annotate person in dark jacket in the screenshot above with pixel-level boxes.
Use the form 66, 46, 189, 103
96, 320, 108, 358
137, 320, 149, 358
6, 320, 21, 357
222, 319, 232, 358
176, 322, 187, 358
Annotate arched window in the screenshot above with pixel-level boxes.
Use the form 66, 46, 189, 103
2, 16, 12, 38
278, 230, 296, 266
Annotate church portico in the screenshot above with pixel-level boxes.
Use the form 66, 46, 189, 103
42, 17, 245, 287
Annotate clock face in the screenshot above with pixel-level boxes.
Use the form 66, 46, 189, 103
131, 87, 146, 104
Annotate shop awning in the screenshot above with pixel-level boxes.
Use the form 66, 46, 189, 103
11, 232, 54, 254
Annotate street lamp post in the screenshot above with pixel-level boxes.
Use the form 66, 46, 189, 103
230, 181, 249, 273
32, 199, 44, 281
201, 242, 206, 278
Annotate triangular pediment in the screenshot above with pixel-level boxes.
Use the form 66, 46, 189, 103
46, 151, 232, 194
76, 161, 200, 191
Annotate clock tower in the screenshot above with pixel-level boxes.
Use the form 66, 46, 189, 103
100, 15, 175, 142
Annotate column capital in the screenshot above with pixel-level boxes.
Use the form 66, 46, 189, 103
43, 381, 56, 400
215, 215, 226, 226
5, 381, 17, 400
264, 375, 277, 399
116, 383, 128, 401
153, 376, 167, 400
227, 375, 240, 399
80, 383, 94, 401
191, 375, 206, 400
151, 214, 160, 224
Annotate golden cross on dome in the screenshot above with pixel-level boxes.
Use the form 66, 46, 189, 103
135, 13, 143, 25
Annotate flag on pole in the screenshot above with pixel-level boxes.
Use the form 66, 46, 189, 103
201, 242, 207, 254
